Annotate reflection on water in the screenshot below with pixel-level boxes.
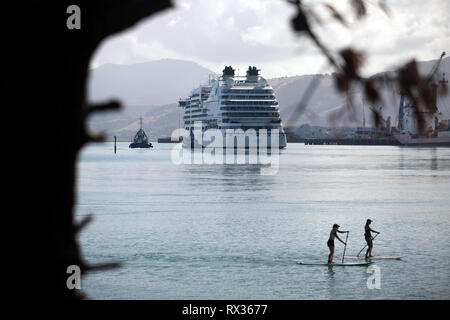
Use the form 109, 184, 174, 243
184, 163, 278, 198
327, 265, 336, 278
398, 150, 406, 170
430, 149, 438, 171
397, 147, 450, 171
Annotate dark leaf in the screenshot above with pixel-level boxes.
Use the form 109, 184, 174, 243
291, 7, 311, 33
370, 107, 382, 129
396, 59, 441, 133
306, 8, 323, 26
416, 112, 427, 133
397, 60, 420, 86
335, 73, 350, 92
419, 81, 436, 113
364, 81, 380, 103
378, 0, 390, 16
340, 48, 365, 78
287, 0, 301, 5
351, 0, 367, 19
325, 4, 348, 27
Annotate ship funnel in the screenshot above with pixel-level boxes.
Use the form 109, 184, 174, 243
222, 66, 235, 78
246, 66, 260, 82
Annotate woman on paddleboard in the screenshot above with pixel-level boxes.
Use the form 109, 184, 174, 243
327, 224, 348, 264
365, 219, 380, 258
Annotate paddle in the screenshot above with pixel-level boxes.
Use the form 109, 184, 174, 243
342, 231, 349, 263
356, 233, 379, 257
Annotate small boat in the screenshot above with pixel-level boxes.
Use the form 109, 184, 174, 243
129, 117, 153, 149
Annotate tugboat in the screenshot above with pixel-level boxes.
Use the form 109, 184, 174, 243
129, 117, 153, 148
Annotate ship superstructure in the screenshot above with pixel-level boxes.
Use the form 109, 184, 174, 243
178, 66, 287, 148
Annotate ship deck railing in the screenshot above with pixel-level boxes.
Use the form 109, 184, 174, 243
298, 137, 401, 145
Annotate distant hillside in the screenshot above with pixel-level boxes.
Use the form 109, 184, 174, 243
88, 57, 450, 141
272, 56, 450, 128
88, 103, 182, 142
89, 59, 215, 106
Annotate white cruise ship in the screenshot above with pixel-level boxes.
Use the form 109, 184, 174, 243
178, 66, 287, 149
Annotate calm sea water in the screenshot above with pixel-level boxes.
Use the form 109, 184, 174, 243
76, 143, 450, 299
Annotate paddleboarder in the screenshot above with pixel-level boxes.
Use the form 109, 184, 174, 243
327, 224, 348, 264
364, 219, 380, 258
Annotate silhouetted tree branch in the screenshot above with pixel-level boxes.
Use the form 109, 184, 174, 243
5, 0, 172, 300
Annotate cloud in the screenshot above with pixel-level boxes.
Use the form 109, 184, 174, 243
91, 0, 450, 78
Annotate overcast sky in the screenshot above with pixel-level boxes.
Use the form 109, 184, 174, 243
91, 0, 450, 79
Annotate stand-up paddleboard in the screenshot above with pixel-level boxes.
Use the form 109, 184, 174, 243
349, 256, 403, 260
296, 261, 373, 266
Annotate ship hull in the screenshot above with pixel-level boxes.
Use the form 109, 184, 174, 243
158, 137, 182, 143
182, 131, 287, 149
129, 142, 153, 148
394, 133, 450, 147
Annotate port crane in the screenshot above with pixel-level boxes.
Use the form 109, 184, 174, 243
428, 51, 446, 82
397, 51, 446, 130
